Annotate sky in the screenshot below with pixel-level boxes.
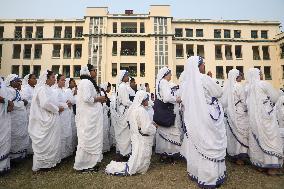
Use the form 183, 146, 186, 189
0, 0, 283, 28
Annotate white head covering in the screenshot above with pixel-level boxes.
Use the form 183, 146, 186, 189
0, 76, 7, 92
181, 56, 226, 160
100, 82, 108, 91
80, 65, 90, 76
221, 69, 240, 108
22, 74, 30, 86
155, 67, 171, 95
35, 70, 49, 91
5, 74, 20, 86
117, 70, 128, 85
128, 90, 148, 114
139, 83, 146, 91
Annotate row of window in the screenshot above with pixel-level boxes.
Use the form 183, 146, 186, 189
175, 44, 271, 60
11, 44, 82, 59
174, 28, 268, 39
11, 64, 82, 78
112, 41, 145, 56
0, 26, 83, 39
112, 22, 145, 34
111, 63, 145, 77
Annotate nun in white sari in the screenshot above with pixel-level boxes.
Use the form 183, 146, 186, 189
111, 70, 132, 157
5, 74, 29, 160
246, 68, 283, 175
106, 90, 156, 176
182, 56, 227, 188
74, 65, 106, 171
0, 77, 12, 173
28, 70, 63, 171
155, 67, 182, 162
222, 69, 249, 164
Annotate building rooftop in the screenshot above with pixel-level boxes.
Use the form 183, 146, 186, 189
0, 19, 85, 23
173, 19, 281, 25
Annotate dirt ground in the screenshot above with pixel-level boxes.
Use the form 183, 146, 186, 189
0, 150, 283, 189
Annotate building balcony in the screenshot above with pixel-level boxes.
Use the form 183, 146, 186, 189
121, 49, 137, 56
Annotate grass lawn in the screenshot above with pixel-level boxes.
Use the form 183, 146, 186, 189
0, 150, 283, 189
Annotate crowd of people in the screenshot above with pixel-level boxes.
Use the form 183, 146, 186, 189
0, 56, 284, 188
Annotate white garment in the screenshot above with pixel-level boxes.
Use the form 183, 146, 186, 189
21, 84, 35, 154
276, 95, 284, 128
55, 87, 73, 159
181, 56, 227, 188
0, 79, 11, 173
112, 82, 132, 156
6, 87, 29, 160
155, 79, 181, 156
74, 79, 103, 170
101, 90, 111, 153
28, 84, 61, 171
246, 69, 283, 168
106, 91, 156, 175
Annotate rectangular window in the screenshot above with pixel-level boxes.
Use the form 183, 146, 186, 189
33, 65, 41, 78
216, 66, 224, 79
15, 26, 22, 38
75, 27, 83, 37
186, 44, 194, 58
262, 46, 270, 60
63, 44, 71, 59
51, 65, 60, 75
261, 30, 268, 39
196, 29, 203, 37
112, 63, 117, 77
13, 44, 21, 59
22, 65, 30, 77
140, 22, 145, 33
11, 65, 20, 75
226, 66, 234, 78
224, 30, 231, 38
252, 46, 261, 60
23, 45, 32, 59
74, 44, 82, 59
64, 27, 72, 38
282, 65, 284, 79
0, 26, 4, 38
197, 45, 205, 58
140, 63, 145, 77
215, 45, 222, 60
236, 66, 244, 80
176, 65, 184, 78
264, 66, 272, 80
63, 65, 70, 78
52, 44, 61, 58
281, 44, 284, 59
120, 63, 137, 77
214, 29, 221, 38
0, 45, 2, 68
54, 27, 62, 38
225, 45, 232, 60
234, 30, 241, 38
113, 22, 117, 33
175, 28, 183, 37
34, 44, 42, 59
112, 41, 117, 56
140, 41, 145, 56
235, 45, 242, 59
185, 29, 193, 37
176, 44, 184, 58
73, 65, 81, 78
121, 41, 137, 56
36, 26, 43, 38
25, 26, 33, 38
251, 30, 258, 38
121, 22, 137, 33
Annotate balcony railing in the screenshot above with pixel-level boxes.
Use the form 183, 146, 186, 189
15, 31, 22, 38
65, 33, 72, 38
263, 55, 270, 60
36, 32, 43, 38
34, 51, 42, 59
121, 27, 137, 33
54, 31, 61, 38
25, 32, 33, 39
215, 54, 223, 60
121, 49, 137, 56
253, 55, 261, 60
52, 50, 60, 58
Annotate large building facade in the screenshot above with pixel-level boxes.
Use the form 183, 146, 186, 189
0, 5, 284, 90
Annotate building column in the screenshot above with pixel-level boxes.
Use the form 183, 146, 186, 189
222, 45, 226, 60
232, 45, 235, 60
193, 44, 197, 56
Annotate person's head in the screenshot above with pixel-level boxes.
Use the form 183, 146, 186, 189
207, 71, 212, 78
130, 77, 136, 90
28, 74, 37, 87
163, 71, 172, 81
122, 71, 129, 83
236, 73, 243, 82
145, 83, 150, 93
141, 94, 149, 107
69, 78, 76, 89
151, 93, 155, 101
10, 78, 21, 90
87, 64, 97, 79
57, 74, 66, 88
106, 82, 111, 93
46, 70, 56, 86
